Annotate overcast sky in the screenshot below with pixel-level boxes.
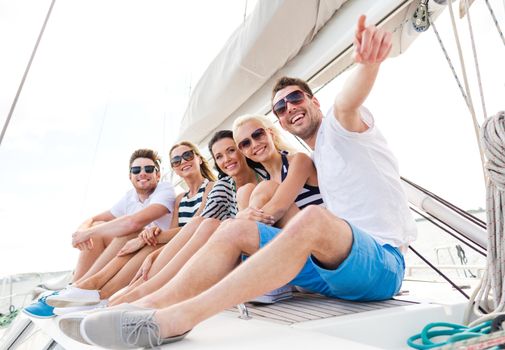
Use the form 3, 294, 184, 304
0, 0, 503, 275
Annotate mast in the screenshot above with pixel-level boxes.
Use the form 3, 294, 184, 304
0, 0, 56, 147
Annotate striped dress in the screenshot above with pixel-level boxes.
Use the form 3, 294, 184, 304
177, 179, 209, 227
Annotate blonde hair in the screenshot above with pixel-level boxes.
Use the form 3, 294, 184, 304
232, 115, 295, 154
169, 141, 217, 182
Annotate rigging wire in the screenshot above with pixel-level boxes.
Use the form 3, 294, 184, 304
446, 0, 486, 181
0, 0, 56, 147
462, 0, 488, 120
409, 206, 486, 257
402, 177, 486, 229
485, 0, 505, 48
408, 246, 472, 301
429, 19, 469, 103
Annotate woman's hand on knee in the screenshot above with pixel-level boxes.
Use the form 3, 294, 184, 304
130, 253, 155, 285
236, 207, 275, 225
117, 237, 145, 256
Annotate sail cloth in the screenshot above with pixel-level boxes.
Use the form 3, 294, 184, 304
179, 0, 346, 144
178, 0, 445, 147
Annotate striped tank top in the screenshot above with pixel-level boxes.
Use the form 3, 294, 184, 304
280, 153, 324, 209
178, 179, 209, 227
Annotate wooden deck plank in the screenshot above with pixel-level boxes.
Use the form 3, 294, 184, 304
227, 293, 417, 325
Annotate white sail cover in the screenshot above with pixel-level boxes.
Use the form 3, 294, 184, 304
179, 0, 346, 143
179, 0, 446, 146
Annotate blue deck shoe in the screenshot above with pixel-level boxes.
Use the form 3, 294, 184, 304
23, 292, 58, 319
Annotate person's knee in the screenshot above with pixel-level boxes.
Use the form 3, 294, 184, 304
236, 183, 256, 208
287, 206, 346, 242
209, 219, 259, 251
250, 180, 279, 205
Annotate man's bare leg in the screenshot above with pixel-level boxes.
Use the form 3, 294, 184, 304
76, 244, 159, 297
74, 233, 137, 283
110, 218, 221, 305
148, 206, 352, 338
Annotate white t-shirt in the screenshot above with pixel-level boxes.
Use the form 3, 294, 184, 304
110, 181, 176, 230
313, 106, 417, 247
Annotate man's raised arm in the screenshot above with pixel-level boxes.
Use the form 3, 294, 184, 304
333, 15, 392, 132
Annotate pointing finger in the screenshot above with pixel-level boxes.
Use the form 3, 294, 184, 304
355, 15, 366, 43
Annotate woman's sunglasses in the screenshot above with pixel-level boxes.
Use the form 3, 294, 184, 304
130, 165, 157, 175
237, 128, 267, 151
272, 90, 306, 117
171, 150, 195, 168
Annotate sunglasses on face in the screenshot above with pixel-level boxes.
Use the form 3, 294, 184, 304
272, 90, 307, 117
130, 165, 157, 175
237, 128, 267, 151
170, 150, 195, 168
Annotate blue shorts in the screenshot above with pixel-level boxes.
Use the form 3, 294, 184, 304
256, 221, 405, 301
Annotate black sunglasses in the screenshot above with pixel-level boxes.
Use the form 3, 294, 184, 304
272, 90, 306, 117
237, 128, 267, 151
171, 150, 195, 168
130, 165, 157, 175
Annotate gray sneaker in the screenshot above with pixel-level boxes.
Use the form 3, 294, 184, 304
59, 303, 146, 345
81, 309, 189, 349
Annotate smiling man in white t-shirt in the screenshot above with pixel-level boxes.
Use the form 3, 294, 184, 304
71, 148, 176, 282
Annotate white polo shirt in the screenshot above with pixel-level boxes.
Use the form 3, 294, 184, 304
110, 181, 176, 230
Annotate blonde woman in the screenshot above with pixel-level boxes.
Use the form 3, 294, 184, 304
233, 115, 323, 227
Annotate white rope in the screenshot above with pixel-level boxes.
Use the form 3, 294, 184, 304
463, 0, 487, 120
464, 111, 505, 325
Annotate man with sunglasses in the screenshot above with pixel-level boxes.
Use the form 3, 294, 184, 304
78, 16, 416, 348
70, 148, 176, 282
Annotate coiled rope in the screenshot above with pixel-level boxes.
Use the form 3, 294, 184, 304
464, 111, 505, 324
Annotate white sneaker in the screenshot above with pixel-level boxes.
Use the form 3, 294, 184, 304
249, 285, 294, 305
54, 300, 108, 315
46, 286, 100, 307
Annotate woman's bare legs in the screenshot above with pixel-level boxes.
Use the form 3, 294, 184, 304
96, 245, 159, 299
110, 218, 221, 305
108, 217, 205, 304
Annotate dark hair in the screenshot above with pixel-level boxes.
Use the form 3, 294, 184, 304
129, 149, 161, 171
271, 76, 314, 105
169, 141, 217, 182
208, 130, 264, 179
